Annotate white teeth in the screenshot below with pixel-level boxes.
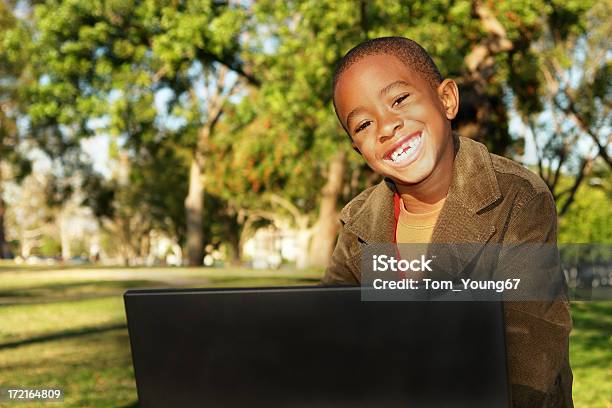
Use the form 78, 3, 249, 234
389, 134, 422, 163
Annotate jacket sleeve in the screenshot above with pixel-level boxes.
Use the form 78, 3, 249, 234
501, 190, 573, 407
321, 221, 359, 286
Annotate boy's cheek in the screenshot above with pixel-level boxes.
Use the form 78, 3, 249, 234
361, 154, 383, 173
355, 139, 377, 159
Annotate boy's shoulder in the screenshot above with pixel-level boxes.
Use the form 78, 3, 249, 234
488, 147, 550, 197
484, 143, 554, 214
456, 136, 550, 197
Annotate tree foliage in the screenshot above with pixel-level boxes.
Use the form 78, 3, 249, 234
1, 0, 607, 264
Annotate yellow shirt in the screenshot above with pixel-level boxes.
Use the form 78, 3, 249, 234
395, 197, 446, 244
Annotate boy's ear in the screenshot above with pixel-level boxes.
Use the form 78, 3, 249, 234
437, 79, 459, 120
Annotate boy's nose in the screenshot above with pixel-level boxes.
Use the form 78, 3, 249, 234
379, 116, 403, 144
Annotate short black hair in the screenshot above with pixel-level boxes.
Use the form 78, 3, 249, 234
332, 36, 443, 131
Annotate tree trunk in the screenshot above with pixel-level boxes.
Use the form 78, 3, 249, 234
295, 221, 312, 270
59, 207, 71, 261
181, 67, 236, 266
225, 220, 242, 264
185, 150, 205, 266
0, 185, 11, 258
307, 149, 347, 268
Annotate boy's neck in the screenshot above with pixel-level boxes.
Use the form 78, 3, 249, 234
399, 191, 447, 214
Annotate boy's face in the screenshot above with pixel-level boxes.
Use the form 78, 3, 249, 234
334, 54, 459, 186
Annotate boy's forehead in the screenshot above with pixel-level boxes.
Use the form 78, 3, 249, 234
336, 54, 415, 91
334, 54, 427, 122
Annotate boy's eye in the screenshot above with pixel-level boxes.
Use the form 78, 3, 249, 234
354, 121, 371, 134
392, 94, 410, 107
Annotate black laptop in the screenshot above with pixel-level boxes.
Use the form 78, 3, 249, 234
124, 286, 510, 407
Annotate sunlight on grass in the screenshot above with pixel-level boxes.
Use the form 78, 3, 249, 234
0, 266, 323, 290
0, 327, 136, 407
569, 302, 612, 408
0, 266, 323, 407
0, 296, 126, 344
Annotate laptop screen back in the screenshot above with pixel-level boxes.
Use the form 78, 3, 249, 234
124, 286, 510, 407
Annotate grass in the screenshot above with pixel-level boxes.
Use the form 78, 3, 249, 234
569, 302, 612, 407
0, 265, 610, 407
0, 266, 322, 407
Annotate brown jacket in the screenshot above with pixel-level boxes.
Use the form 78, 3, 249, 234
322, 135, 573, 407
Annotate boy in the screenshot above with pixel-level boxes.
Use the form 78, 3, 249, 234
323, 37, 573, 407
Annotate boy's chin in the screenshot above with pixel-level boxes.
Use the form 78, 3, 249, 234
388, 173, 431, 187
384, 162, 435, 187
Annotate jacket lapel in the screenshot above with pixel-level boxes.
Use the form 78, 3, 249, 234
428, 194, 497, 280
429, 135, 499, 278
343, 178, 397, 244
341, 179, 396, 279
343, 134, 501, 280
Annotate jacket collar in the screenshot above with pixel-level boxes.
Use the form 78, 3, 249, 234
342, 134, 501, 245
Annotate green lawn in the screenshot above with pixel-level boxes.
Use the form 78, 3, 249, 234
0, 266, 609, 407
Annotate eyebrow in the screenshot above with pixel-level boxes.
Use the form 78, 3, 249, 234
345, 106, 367, 130
379, 80, 412, 97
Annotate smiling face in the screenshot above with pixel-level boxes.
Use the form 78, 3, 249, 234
334, 53, 459, 189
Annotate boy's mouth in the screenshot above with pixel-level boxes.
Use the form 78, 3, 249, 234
383, 130, 423, 167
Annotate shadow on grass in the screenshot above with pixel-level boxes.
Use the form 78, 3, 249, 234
0, 279, 163, 297
202, 276, 322, 287
0, 322, 127, 350
0, 276, 323, 306
0, 279, 165, 296
0, 280, 173, 306
0, 264, 159, 273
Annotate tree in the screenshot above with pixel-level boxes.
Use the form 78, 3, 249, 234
21, 0, 255, 265
557, 168, 611, 244
82, 135, 191, 265
10, 0, 603, 268
520, 0, 610, 217
209, 1, 369, 268
5, 172, 56, 259
0, 1, 33, 258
